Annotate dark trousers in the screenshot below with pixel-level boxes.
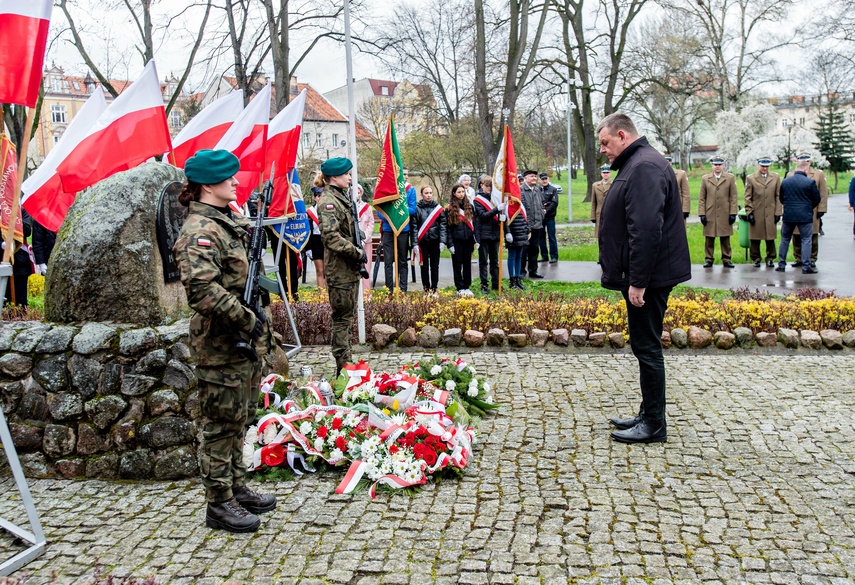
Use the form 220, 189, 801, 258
478, 239, 499, 289
382, 230, 410, 292
622, 286, 672, 424
792, 232, 818, 264
450, 238, 474, 290
749, 239, 776, 262
418, 239, 441, 291
704, 236, 732, 262
780, 221, 813, 266
539, 219, 558, 261
3, 274, 29, 307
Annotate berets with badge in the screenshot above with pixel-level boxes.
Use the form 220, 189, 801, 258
709, 156, 725, 164
320, 157, 353, 177
522, 169, 538, 177
184, 149, 240, 185
599, 164, 612, 172
796, 153, 812, 161
757, 157, 772, 166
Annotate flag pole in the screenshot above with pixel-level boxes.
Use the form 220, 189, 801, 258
393, 235, 399, 293
285, 247, 293, 299
344, 0, 365, 344
498, 195, 505, 293
2, 107, 36, 265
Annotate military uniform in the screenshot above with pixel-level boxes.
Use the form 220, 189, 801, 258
590, 178, 611, 238
174, 201, 273, 505
317, 184, 363, 375
744, 170, 782, 265
786, 167, 828, 265
698, 172, 738, 264
674, 168, 691, 219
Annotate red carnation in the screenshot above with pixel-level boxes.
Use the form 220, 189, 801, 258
317, 426, 329, 439
335, 436, 347, 452
261, 444, 285, 467
415, 426, 429, 438
389, 444, 400, 454
423, 449, 438, 466
413, 443, 427, 459
400, 432, 416, 447
331, 417, 343, 431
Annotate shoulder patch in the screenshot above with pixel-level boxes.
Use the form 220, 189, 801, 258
197, 238, 212, 247
325, 204, 335, 210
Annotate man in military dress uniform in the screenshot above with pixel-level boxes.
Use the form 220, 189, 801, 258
316, 157, 366, 377
666, 156, 691, 222
744, 157, 782, 267
698, 156, 738, 268
786, 153, 828, 269
590, 165, 612, 237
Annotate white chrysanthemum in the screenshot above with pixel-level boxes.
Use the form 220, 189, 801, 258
345, 412, 362, 427
468, 380, 478, 390
483, 382, 491, 393
380, 459, 393, 475
467, 366, 476, 375
242, 443, 255, 469
329, 448, 344, 460
315, 410, 326, 422
486, 396, 494, 404
467, 387, 478, 397
348, 441, 361, 456
430, 365, 442, 376
261, 424, 278, 445
445, 380, 456, 391
245, 425, 258, 445
390, 413, 407, 426
313, 437, 325, 452
299, 421, 312, 435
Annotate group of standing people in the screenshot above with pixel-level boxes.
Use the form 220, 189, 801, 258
2, 209, 56, 308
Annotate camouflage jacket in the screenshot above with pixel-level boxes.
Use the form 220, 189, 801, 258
317, 185, 363, 287
173, 202, 272, 366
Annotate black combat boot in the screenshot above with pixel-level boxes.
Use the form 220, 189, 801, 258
234, 485, 277, 514
206, 497, 260, 533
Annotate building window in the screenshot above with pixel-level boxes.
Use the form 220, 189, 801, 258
303, 132, 310, 147
52, 129, 64, 145
799, 117, 805, 125
169, 109, 184, 129
380, 86, 389, 96
50, 76, 63, 92
332, 133, 339, 147
316, 134, 324, 147
50, 104, 67, 124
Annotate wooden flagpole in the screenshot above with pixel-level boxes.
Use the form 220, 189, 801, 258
393, 233, 399, 293
498, 195, 505, 293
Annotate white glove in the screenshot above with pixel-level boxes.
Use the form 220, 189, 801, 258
439, 242, 446, 252
474, 243, 480, 250
306, 249, 313, 261
38, 263, 48, 276
505, 233, 513, 244
497, 202, 507, 212
449, 246, 456, 255
498, 213, 507, 222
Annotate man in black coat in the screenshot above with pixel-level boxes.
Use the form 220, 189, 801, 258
596, 113, 691, 444
537, 173, 559, 263
775, 159, 821, 274
473, 175, 506, 294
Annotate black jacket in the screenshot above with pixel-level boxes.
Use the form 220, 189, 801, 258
539, 183, 559, 221
411, 199, 447, 244
473, 189, 501, 241
31, 218, 56, 265
444, 207, 476, 246
780, 171, 820, 224
598, 136, 691, 290
504, 209, 530, 247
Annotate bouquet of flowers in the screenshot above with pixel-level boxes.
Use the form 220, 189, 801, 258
408, 357, 500, 417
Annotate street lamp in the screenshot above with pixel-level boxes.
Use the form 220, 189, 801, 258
566, 78, 577, 222
782, 118, 792, 176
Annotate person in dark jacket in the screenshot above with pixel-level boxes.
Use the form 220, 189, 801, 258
504, 201, 530, 290
473, 175, 507, 294
848, 175, 855, 239
3, 208, 34, 307
411, 185, 447, 294
31, 217, 56, 276
537, 173, 559, 263
444, 184, 478, 296
775, 159, 821, 274
519, 170, 544, 278
596, 112, 691, 444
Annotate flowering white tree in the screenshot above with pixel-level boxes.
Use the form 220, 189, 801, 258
735, 129, 827, 175
714, 103, 777, 169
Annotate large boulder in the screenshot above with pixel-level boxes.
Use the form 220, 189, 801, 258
45, 162, 188, 325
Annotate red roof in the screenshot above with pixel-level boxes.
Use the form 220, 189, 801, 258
367, 79, 399, 97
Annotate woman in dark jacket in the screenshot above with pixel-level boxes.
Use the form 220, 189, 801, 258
504, 205, 530, 290
444, 184, 477, 296
411, 185, 447, 295
3, 209, 34, 307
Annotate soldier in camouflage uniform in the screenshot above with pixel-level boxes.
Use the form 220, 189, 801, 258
316, 157, 366, 377
173, 150, 276, 534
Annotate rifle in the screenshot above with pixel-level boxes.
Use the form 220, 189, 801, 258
235, 164, 274, 362
350, 189, 370, 280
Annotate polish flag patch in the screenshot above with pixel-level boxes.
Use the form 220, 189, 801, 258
197, 238, 212, 247
325, 204, 334, 210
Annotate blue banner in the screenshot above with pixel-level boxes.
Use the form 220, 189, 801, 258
271, 170, 311, 253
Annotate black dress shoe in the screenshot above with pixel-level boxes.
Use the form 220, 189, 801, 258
206, 498, 261, 532
791, 261, 803, 267
549, 259, 558, 263
611, 421, 667, 444
775, 264, 785, 272
802, 266, 818, 274
753, 260, 761, 267
609, 415, 641, 430
234, 485, 277, 514
722, 261, 735, 268
481, 286, 490, 295
703, 261, 713, 268
529, 272, 544, 279
766, 260, 775, 268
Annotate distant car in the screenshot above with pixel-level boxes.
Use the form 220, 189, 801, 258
553, 183, 563, 193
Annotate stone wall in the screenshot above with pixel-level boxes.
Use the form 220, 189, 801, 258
0, 320, 199, 480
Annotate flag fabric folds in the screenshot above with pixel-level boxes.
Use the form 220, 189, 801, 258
21, 91, 108, 232
267, 89, 307, 217
271, 170, 311, 254
0, 0, 52, 107
170, 90, 244, 168
56, 60, 172, 193
373, 118, 409, 235
0, 134, 22, 241
491, 125, 523, 222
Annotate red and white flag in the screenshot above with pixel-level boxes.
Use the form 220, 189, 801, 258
170, 90, 244, 168
216, 83, 271, 205
266, 88, 307, 217
0, 134, 22, 241
0, 0, 52, 107
21, 90, 108, 232
56, 60, 173, 193
491, 125, 523, 221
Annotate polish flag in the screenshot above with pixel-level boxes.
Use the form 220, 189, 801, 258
56, 60, 173, 193
266, 88, 307, 217
21, 91, 108, 232
170, 90, 244, 168
215, 83, 270, 205
491, 124, 523, 221
0, 0, 53, 107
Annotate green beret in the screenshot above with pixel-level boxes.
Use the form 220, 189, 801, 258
320, 157, 353, 177
184, 149, 240, 185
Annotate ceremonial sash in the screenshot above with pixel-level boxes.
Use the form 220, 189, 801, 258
358, 201, 371, 218
458, 209, 474, 232
473, 194, 498, 221
417, 205, 443, 242
306, 206, 319, 225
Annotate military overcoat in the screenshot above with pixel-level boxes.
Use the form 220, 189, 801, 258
674, 169, 691, 214
744, 171, 782, 241
698, 173, 738, 237
590, 179, 611, 238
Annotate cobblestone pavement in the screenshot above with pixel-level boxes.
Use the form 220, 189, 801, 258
1, 349, 854, 584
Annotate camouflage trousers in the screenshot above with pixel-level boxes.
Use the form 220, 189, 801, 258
329, 283, 358, 376
196, 359, 263, 503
